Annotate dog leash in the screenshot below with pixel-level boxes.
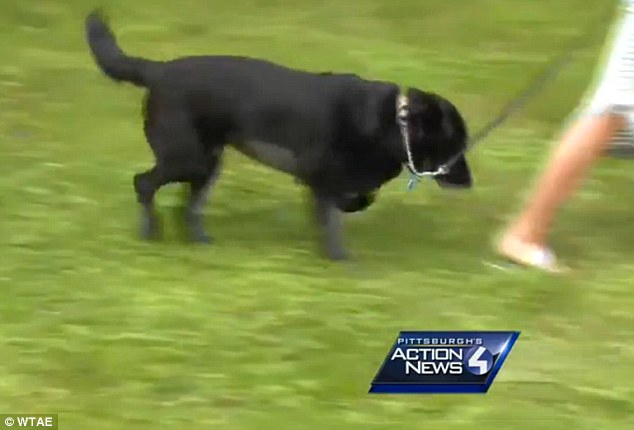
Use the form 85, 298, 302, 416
405, 5, 618, 191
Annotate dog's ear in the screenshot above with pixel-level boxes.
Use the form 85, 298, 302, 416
347, 83, 399, 139
407, 89, 444, 133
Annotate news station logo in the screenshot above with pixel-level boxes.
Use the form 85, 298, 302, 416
369, 331, 520, 394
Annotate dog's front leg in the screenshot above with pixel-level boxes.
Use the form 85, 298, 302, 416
311, 191, 348, 261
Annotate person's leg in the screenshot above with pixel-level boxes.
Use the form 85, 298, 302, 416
497, 5, 634, 271
498, 112, 625, 271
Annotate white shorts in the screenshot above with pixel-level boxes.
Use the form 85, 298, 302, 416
582, 3, 634, 141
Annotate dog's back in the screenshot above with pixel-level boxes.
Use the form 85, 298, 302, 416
86, 11, 359, 160
86, 10, 354, 110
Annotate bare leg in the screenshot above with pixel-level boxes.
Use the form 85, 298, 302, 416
498, 6, 634, 270
498, 112, 625, 270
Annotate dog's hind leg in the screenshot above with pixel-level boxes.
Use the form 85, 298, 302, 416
133, 166, 167, 240
184, 147, 224, 243
138, 107, 211, 242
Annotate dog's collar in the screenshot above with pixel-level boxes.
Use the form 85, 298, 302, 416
396, 92, 447, 190
396, 94, 417, 176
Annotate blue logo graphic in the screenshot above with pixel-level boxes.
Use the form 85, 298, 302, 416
369, 331, 520, 394
463, 346, 494, 375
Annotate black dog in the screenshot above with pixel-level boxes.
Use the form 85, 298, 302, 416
85, 11, 472, 260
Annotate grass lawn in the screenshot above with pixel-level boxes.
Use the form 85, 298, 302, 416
1, 0, 633, 429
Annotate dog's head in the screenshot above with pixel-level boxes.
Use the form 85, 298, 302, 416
403, 88, 472, 189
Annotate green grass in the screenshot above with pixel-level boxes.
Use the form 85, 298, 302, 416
1, 0, 633, 428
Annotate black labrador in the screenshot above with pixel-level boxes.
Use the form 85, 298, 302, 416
85, 11, 472, 260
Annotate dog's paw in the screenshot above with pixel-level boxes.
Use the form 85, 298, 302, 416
189, 232, 214, 244
183, 211, 213, 244
325, 247, 350, 261
140, 216, 161, 241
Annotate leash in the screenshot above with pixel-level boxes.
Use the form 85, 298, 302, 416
404, 5, 618, 191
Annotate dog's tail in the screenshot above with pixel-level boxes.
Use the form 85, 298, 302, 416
85, 10, 158, 87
